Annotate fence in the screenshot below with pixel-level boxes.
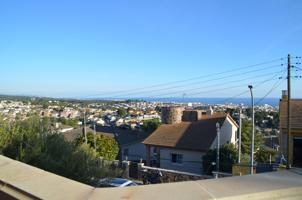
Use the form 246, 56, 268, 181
137, 163, 211, 183
99, 158, 212, 183
232, 163, 278, 176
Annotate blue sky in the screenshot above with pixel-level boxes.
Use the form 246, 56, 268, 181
0, 0, 302, 99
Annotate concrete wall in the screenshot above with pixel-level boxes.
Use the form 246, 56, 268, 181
159, 148, 205, 174
1, 155, 302, 200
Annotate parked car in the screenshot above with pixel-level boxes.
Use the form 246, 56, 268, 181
96, 178, 138, 187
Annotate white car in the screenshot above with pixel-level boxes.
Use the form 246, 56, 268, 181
97, 178, 138, 187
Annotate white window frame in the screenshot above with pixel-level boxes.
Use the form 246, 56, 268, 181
170, 153, 183, 164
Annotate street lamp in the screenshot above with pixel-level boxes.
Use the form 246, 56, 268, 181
93, 123, 97, 150
248, 85, 255, 175
238, 108, 242, 163
215, 122, 220, 179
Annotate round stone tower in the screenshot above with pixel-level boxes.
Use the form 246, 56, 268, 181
161, 106, 184, 124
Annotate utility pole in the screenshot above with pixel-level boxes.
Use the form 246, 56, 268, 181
215, 122, 220, 179
93, 123, 97, 150
238, 108, 242, 163
248, 85, 255, 175
287, 54, 291, 169
83, 108, 87, 144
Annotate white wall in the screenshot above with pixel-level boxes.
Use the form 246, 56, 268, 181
210, 118, 238, 149
159, 148, 205, 174
121, 142, 146, 161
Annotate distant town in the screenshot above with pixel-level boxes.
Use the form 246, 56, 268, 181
0, 94, 279, 136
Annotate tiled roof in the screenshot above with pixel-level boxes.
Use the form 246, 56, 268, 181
279, 99, 302, 130
143, 114, 229, 152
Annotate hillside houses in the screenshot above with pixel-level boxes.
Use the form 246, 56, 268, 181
143, 107, 238, 175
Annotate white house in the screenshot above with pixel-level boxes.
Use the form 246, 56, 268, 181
143, 112, 238, 175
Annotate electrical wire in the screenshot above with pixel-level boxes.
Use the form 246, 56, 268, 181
83, 58, 284, 98
255, 79, 285, 106
218, 70, 285, 104
109, 64, 283, 98
146, 69, 285, 98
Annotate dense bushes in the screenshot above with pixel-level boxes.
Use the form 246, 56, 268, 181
75, 132, 119, 161
202, 144, 238, 174
142, 118, 161, 133
0, 115, 121, 186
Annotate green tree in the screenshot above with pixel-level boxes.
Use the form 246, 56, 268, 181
35, 134, 122, 185
142, 118, 161, 133
155, 106, 162, 113
225, 108, 237, 118
255, 147, 277, 163
75, 132, 119, 161
0, 116, 122, 186
1, 115, 46, 164
117, 108, 127, 117
241, 119, 263, 155
202, 144, 238, 174
59, 117, 79, 128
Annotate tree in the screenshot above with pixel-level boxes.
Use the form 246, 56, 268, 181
0, 116, 122, 186
255, 147, 277, 163
117, 108, 127, 117
241, 119, 263, 155
1, 115, 46, 164
59, 117, 79, 128
225, 108, 237, 119
155, 106, 162, 113
202, 144, 238, 174
75, 132, 119, 161
142, 118, 161, 133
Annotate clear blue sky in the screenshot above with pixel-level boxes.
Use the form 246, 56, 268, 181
0, 0, 302, 99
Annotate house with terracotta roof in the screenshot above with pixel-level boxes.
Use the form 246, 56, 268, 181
279, 91, 302, 167
143, 107, 238, 175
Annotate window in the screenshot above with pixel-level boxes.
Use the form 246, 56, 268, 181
171, 153, 183, 164
123, 148, 129, 156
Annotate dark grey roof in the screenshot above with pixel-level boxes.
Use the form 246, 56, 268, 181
95, 125, 149, 146
63, 125, 150, 146
62, 126, 114, 142
113, 127, 150, 146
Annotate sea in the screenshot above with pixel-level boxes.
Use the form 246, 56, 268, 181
98, 97, 280, 107
142, 97, 279, 106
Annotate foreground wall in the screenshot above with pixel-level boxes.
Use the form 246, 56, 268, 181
1, 155, 302, 200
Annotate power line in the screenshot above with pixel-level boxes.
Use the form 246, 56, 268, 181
255, 73, 286, 105
141, 69, 284, 100
83, 58, 283, 98
109, 64, 283, 98
219, 70, 285, 104
146, 69, 285, 98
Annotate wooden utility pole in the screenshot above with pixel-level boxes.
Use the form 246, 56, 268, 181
287, 54, 291, 169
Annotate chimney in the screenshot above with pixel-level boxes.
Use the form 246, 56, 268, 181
182, 110, 198, 122
282, 90, 288, 101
